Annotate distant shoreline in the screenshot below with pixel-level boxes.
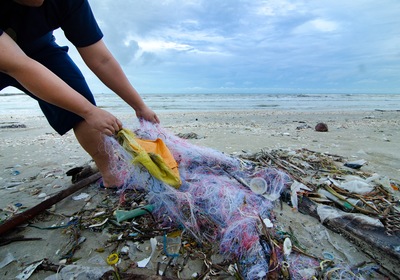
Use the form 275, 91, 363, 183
0, 92, 25, 96
1, 92, 399, 116
1, 91, 400, 96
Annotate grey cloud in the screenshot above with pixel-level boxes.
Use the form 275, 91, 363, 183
84, 0, 400, 93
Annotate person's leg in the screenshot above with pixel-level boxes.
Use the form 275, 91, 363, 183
30, 40, 119, 186
1, 39, 120, 186
73, 120, 120, 187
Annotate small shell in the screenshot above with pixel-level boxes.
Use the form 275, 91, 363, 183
88, 218, 109, 228
262, 218, 273, 228
120, 246, 130, 254
37, 193, 47, 199
283, 238, 292, 256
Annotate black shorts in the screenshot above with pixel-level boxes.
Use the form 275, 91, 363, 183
0, 36, 96, 135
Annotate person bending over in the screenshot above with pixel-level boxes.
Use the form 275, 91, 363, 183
0, 0, 160, 187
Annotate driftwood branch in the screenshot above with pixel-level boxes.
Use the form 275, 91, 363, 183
0, 172, 101, 236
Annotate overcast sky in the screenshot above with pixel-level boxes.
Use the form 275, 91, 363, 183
8, 0, 400, 94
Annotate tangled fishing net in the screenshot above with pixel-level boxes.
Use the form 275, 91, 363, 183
98, 120, 389, 279
103, 119, 292, 278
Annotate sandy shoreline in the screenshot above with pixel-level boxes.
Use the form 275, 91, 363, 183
160, 110, 399, 178
0, 109, 399, 279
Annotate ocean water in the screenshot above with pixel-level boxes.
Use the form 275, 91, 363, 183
0, 92, 399, 116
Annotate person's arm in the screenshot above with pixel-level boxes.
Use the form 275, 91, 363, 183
0, 32, 121, 135
77, 39, 160, 123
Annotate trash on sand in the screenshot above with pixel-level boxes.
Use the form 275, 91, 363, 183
318, 189, 360, 211
283, 238, 292, 257
0, 252, 15, 269
340, 180, 374, 194
88, 217, 108, 228
137, 237, 157, 268
262, 217, 273, 228
116, 128, 182, 188
322, 252, 335, 261
11, 170, 20, 176
4, 121, 398, 280
290, 181, 311, 209
317, 204, 385, 227
37, 193, 47, 199
106, 253, 121, 280
44, 265, 111, 280
163, 233, 181, 257
344, 159, 366, 169
249, 177, 267, 194
72, 192, 90, 201
16, 260, 44, 280
114, 204, 155, 222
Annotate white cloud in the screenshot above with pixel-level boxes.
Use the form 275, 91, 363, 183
138, 40, 193, 53
255, 0, 298, 16
293, 18, 339, 34
310, 18, 338, 32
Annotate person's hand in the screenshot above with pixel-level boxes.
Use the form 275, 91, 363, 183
135, 106, 160, 124
84, 107, 122, 136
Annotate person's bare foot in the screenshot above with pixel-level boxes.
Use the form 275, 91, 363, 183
73, 121, 125, 188
97, 164, 124, 188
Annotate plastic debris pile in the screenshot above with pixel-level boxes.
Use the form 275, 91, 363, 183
242, 148, 400, 236
99, 120, 398, 279
105, 120, 292, 279
1, 121, 398, 279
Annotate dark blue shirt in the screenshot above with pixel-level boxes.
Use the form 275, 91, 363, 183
0, 0, 103, 54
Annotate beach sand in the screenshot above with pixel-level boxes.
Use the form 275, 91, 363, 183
0, 110, 399, 279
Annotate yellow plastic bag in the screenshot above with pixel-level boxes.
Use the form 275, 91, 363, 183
117, 128, 181, 188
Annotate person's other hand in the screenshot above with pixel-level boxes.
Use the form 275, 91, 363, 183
136, 106, 160, 124
84, 107, 122, 136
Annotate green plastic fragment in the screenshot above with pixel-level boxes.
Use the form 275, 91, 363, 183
114, 204, 155, 222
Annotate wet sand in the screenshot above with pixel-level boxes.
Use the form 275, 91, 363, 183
0, 110, 399, 279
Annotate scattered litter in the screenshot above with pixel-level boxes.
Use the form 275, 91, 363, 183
283, 237, 292, 256
290, 180, 311, 209
72, 192, 90, 201
315, 122, 328, 132
262, 217, 273, 228
37, 193, 47, 199
0, 123, 26, 129
88, 217, 108, 228
114, 205, 154, 223
1, 121, 398, 280
344, 159, 367, 169
176, 132, 201, 139
317, 204, 385, 227
2, 181, 23, 189
0, 252, 15, 269
249, 177, 267, 194
11, 170, 20, 176
340, 180, 374, 194
322, 252, 335, 261
44, 265, 111, 280
163, 233, 181, 257
106, 253, 121, 279
16, 260, 44, 280
137, 237, 157, 268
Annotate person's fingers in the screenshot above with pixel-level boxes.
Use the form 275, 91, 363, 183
111, 121, 119, 133
116, 119, 123, 130
103, 128, 113, 136
154, 114, 160, 124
